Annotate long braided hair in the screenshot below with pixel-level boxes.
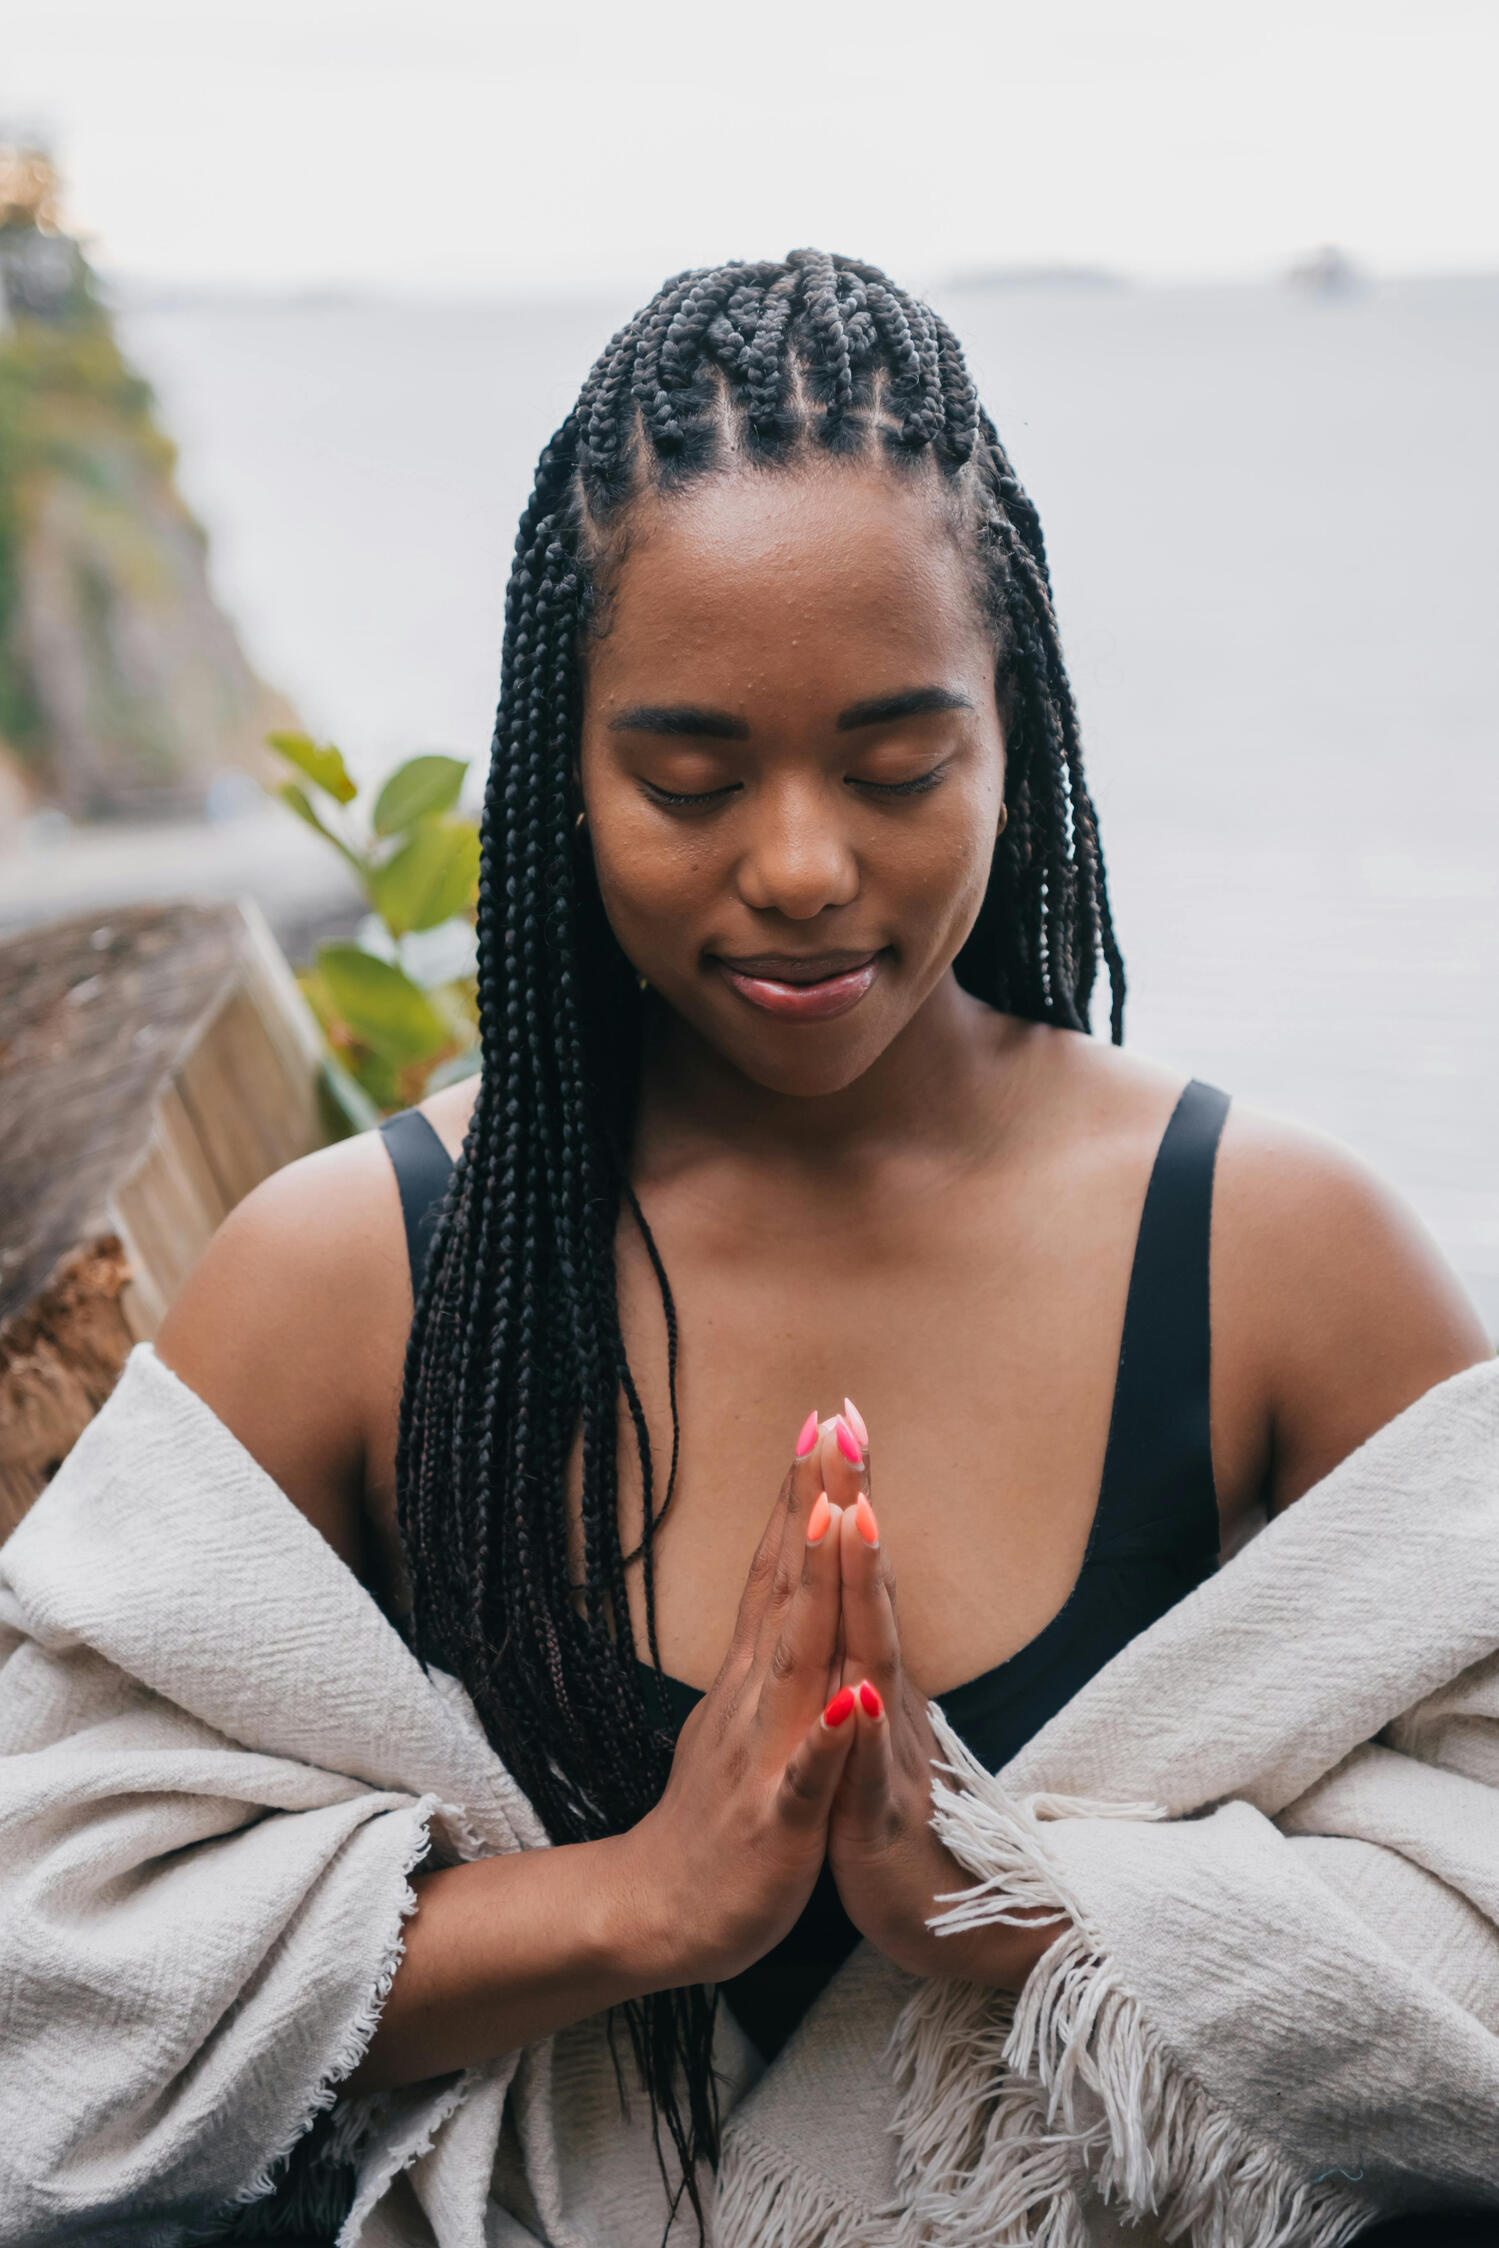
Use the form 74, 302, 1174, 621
397, 250, 1125, 2225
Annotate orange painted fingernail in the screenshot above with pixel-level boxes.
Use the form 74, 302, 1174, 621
854, 1494, 879, 1545
835, 1415, 862, 1465
857, 1679, 883, 1719
823, 1686, 856, 1729
806, 1492, 834, 1545
795, 1409, 820, 1459
843, 1397, 869, 1449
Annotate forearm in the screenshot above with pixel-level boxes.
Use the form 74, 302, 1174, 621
349, 1832, 674, 2091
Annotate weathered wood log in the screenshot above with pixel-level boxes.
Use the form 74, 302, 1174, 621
0, 897, 334, 1534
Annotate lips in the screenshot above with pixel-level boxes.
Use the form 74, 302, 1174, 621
716, 949, 875, 985
713, 948, 884, 1022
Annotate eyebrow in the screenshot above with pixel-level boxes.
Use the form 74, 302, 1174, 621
836, 686, 974, 732
607, 704, 751, 740
607, 685, 973, 741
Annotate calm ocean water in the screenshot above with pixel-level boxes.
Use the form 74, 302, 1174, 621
120, 277, 1499, 1326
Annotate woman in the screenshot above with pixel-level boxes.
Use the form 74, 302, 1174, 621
4, 250, 1497, 2248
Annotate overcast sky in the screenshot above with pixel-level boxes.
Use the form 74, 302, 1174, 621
8, 0, 1498, 295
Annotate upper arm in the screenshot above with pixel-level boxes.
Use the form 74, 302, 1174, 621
154, 1130, 412, 1578
1213, 1109, 1493, 1516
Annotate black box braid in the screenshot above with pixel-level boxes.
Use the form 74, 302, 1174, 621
396, 249, 1125, 2234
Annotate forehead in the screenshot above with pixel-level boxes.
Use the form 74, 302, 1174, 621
587, 458, 987, 701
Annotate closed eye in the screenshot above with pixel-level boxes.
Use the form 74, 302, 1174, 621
641, 765, 949, 808
641, 779, 743, 808
847, 764, 948, 798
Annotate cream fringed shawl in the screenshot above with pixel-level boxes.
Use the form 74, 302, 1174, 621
3, 1348, 1499, 2246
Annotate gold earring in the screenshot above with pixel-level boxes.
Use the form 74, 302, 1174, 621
996, 804, 1009, 837
574, 808, 587, 833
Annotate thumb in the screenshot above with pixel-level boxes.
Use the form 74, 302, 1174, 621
777, 1684, 859, 1831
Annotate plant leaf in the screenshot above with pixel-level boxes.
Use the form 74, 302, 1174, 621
316, 942, 452, 1063
267, 730, 358, 805
369, 817, 480, 936
274, 781, 366, 876
372, 753, 467, 836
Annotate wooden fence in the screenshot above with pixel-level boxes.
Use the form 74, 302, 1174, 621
0, 897, 334, 1534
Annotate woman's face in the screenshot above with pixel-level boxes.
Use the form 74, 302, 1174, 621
578, 457, 1006, 1097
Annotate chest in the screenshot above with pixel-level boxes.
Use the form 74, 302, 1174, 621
596, 1156, 1168, 1695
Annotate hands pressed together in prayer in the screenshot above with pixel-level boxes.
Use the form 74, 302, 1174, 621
619, 1404, 1063, 1996
353, 1400, 1065, 2091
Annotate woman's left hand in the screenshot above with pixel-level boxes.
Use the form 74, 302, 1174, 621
817, 1415, 1065, 1989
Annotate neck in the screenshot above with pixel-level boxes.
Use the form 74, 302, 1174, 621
634, 970, 1032, 1181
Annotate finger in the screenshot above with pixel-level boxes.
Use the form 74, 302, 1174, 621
818, 1402, 869, 1514
750, 1414, 845, 1668
837, 1491, 901, 1705
758, 1492, 846, 1730
726, 1408, 825, 1672
833, 1677, 895, 1828
776, 1679, 859, 1831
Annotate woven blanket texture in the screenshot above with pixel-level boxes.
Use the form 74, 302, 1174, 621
3, 1346, 1499, 2247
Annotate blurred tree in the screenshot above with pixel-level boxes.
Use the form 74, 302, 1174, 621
0, 137, 292, 820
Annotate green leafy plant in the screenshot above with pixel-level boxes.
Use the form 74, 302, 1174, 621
267, 731, 481, 1119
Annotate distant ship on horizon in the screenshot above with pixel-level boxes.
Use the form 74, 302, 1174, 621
1286, 244, 1367, 297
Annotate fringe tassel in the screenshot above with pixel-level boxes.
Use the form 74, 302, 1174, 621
883, 1716, 1374, 2248
716, 2130, 897, 2248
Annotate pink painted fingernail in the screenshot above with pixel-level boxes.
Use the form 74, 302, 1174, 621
795, 1410, 820, 1459
806, 1493, 834, 1545
853, 1494, 879, 1546
835, 1416, 862, 1466
857, 1679, 883, 1720
822, 1686, 856, 1729
843, 1397, 869, 1449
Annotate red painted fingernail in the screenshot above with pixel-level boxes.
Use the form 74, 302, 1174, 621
843, 1397, 869, 1449
806, 1492, 834, 1545
853, 1494, 879, 1546
822, 1686, 856, 1729
835, 1416, 862, 1465
795, 1409, 820, 1459
858, 1679, 883, 1719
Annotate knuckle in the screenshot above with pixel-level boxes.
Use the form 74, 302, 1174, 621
781, 1756, 821, 1810
767, 1634, 799, 1686
747, 1542, 777, 1594
769, 1558, 798, 1609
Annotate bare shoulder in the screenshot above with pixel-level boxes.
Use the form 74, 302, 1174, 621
155, 1125, 412, 1575
416, 1074, 480, 1159
1211, 1101, 1492, 1508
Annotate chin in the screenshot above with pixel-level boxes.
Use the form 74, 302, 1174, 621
719, 1018, 897, 1099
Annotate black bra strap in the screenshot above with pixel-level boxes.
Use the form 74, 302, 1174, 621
378, 1109, 456, 1298
1094, 1079, 1230, 1554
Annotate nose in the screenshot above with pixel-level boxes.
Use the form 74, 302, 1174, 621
734, 782, 859, 922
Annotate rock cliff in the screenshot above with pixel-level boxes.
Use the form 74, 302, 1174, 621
0, 144, 290, 820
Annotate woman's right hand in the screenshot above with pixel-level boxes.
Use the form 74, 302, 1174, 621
614, 1414, 858, 1989
352, 1417, 867, 2091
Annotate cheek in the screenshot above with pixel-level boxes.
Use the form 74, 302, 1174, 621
587, 809, 713, 957
898, 785, 1001, 946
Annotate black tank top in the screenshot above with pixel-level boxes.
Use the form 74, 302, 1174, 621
379, 1077, 1230, 2062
